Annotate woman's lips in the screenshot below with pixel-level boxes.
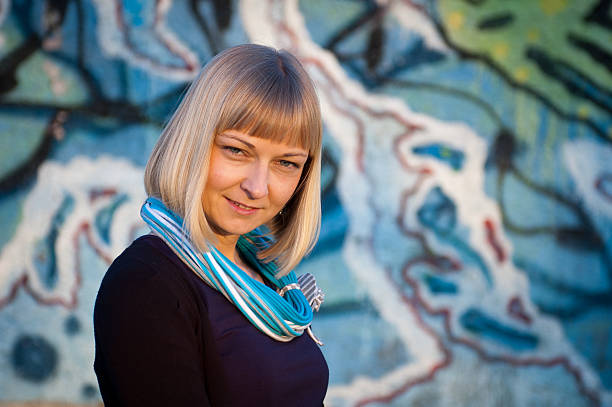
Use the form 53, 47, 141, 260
225, 197, 259, 214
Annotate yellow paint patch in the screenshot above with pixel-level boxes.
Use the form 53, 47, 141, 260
577, 105, 590, 119
447, 11, 465, 31
539, 0, 568, 15
527, 29, 540, 42
492, 42, 510, 60
514, 67, 530, 83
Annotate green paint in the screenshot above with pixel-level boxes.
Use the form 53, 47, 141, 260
0, 111, 52, 178
3, 52, 89, 105
437, 0, 611, 124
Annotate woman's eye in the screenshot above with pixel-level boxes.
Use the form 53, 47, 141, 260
223, 146, 244, 155
278, 160, 299, 169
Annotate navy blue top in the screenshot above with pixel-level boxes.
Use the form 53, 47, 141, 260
94, 235, 328, 406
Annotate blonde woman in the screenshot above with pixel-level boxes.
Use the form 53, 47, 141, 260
93, 44, 328, 406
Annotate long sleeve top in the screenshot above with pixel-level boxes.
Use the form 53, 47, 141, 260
93, 235, 328, 406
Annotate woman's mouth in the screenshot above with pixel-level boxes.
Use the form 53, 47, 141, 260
226, 197, 259, 213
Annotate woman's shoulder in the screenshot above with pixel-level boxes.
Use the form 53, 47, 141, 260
96, 234, 198, 310
104, 235, 176, 279
93, 235, 208, 382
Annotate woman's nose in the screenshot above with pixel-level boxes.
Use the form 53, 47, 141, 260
240, 162, 268, 200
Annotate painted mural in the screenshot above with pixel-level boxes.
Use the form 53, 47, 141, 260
0, 0, 610, 406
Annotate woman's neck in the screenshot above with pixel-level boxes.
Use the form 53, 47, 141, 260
215, 234, 264, 284
214, 234, 239, 263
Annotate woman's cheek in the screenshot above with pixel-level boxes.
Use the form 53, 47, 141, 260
277, 177, 300, 204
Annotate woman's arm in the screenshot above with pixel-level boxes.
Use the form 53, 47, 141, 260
93, 254, 210, 406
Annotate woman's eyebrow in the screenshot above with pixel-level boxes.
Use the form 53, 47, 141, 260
219, 133, 308, 157
281, 152, 308, 158
219, 133, 255, 148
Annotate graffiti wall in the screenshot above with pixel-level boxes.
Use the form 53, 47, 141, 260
0, 0, 610, 406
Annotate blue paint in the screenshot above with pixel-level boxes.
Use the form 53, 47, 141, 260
32, 195, 75, 289
11, 335, 58, 382
598, 176, 612, 198
124, 0, 145, 27
413, 143, 465, 171
558, 63, 612, 109
82, 383, 98, 399
95, 194, 129, 244
424, 274, 458, 294
418, 188, 493, 287
64, 315, 81, 336
309, 187, 348, 258
417, 186, 456, 235
384, 37, 446, 77
446, 232, 494, 288
0, 186, 27, 251
460, 308, 539, 351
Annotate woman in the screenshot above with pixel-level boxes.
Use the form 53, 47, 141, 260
93, 44, 328, 406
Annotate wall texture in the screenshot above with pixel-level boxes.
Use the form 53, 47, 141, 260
0, 0, 611, 406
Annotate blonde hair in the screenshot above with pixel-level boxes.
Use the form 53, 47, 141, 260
144, 44, 322, 276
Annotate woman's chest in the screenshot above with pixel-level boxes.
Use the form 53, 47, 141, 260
198, 287, 328, 406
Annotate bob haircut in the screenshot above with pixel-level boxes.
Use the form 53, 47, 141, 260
144, 44, 322, 276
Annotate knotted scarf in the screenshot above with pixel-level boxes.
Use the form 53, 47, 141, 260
140, 197, 323, 344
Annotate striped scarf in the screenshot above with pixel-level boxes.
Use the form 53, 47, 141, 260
140, 197, 323, 344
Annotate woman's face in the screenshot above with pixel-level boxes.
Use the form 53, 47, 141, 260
202, 129, 309, 239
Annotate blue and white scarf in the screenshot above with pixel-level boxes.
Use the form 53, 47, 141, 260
140, 197, 324, 344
